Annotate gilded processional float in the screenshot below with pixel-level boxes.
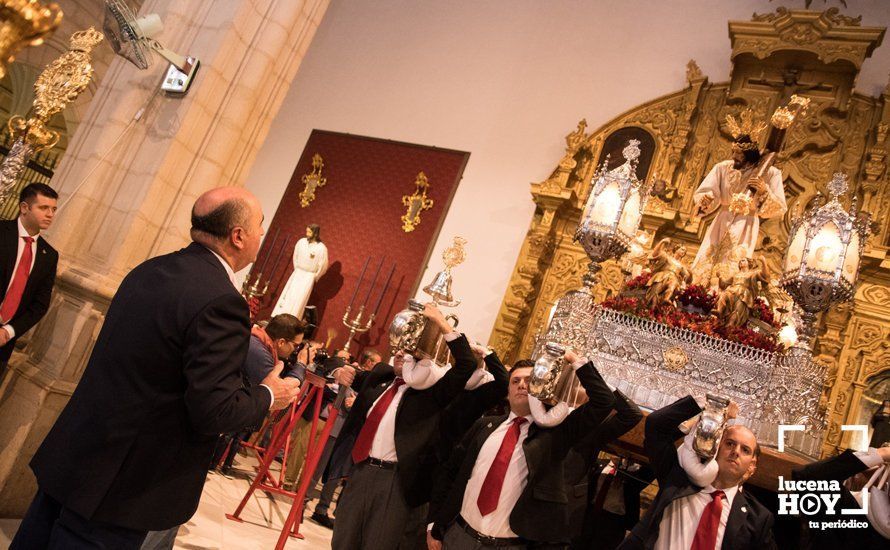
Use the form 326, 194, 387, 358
489, 8, 890, 474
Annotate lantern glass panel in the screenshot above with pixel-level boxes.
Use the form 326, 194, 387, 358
841, 231, 860, 284
590, 181, 622, 226
785, 225, 806, 273
618, 189, 641, 237
805, 222, 842, 273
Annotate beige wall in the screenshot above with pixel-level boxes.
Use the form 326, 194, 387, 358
245, 0, 890, 345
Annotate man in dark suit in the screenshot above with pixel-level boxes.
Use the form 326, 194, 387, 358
12, 187, 301, 549
329, 304, 478, 550
1, 183, 59, 372
427, 350, 617, 549
617, 395, 776, 550
397, 343, 510, 549
792, 444, 890, 548
566, 389, 644, 549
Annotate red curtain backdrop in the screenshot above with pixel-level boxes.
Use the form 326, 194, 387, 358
254, 130, 469, 357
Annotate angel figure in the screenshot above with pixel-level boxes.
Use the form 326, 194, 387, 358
715, 256, 770, 328
645, 238, 691, 309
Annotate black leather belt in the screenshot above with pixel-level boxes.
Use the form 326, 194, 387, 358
456, 516, 525, 547
362, 457, 397, 470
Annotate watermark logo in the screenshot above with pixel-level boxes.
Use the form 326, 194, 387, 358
776, 424, 871, 531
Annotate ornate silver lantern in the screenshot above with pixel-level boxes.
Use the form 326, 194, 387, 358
528, 140, 651, 408
388, 237, 466, 366
574, 139, 652, 282
693, 394, 730, 460
781, 173, 872, 348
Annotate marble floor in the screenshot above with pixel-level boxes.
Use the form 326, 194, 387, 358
0, 455, 336, 549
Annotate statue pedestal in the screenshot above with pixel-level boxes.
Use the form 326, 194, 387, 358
552, 305, 827, 457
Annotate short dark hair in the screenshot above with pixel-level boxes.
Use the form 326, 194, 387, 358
20, 183, 58, 204
265, 314, 306, 341
512, 359, 535, 370
360, 349, 381, 365
191, 198, 249, 239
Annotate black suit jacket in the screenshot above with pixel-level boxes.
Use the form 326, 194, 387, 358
430, 362, 617, 544
435, 351, 510, 463
331, 334, 477, 507
617, 395, 776, 550
793, 449, 887, 548
31, 242, 271, 531
0, 219, 58, 363
565, 389, 643, 540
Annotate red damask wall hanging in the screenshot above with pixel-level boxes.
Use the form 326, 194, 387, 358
255, 129, 469, 357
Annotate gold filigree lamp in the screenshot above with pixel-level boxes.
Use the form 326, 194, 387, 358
0, 27, 103, 201
0, 0, 63, 79
298, 153, 326, 207
401, 171, 434, 232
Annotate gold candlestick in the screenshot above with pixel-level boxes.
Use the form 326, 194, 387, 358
341, 304, 376, 354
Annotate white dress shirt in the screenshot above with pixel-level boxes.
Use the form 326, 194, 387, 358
366, 331, 461, 461
460, 412, 534, 538
367, 378, 409, 462
2, 218, 39, 337
654, 483, 739, 550
205, 245, 275, 410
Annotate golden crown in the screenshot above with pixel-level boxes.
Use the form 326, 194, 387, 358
725, 108, 767, 143
69, 27, 105, 53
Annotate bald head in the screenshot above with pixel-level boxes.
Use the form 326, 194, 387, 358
191, 187, 264, 272
715, 423, 760, 488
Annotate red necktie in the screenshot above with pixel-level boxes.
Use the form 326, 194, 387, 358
1, 236, 34, 323
691, 489, 725, 550
351, 378, 405, 464
477, 416, 527, 516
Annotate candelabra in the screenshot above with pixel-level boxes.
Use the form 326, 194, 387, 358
340, 304, 375, 354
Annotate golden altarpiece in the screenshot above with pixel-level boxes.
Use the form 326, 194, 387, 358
489, 8, 890, 458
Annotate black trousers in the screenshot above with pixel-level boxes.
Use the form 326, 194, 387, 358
11, 489, 147, 550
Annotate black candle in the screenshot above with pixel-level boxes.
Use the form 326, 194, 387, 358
347, 256, 370, 310
372, 264, 395, 316
256, 227, 280, 275
363, 256, 384, 307
267, 236, 290, 282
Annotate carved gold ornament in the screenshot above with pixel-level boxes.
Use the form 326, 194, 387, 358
442, 236, 468, 269
725, 108, 767, 144
771, 94, 811, 129
298, 153, 326, 208
0, 0, 63, 79
401, 171, 434, 233
0, 26, 102, 201
662, 346, 689, 373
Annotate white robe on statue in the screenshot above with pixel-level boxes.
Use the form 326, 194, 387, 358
691, 160, 786, 284
272, 238, 328, 319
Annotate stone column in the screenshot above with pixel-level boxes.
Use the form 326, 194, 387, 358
0, 0, 329, 516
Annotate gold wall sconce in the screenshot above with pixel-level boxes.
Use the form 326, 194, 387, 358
298, 153, 327, 207
401, 171, 434, 232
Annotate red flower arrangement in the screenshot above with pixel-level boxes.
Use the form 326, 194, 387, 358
750, 297, 779, 328
601, 296, 781, 353
674, 284, 718, 314
624, 272, 652, 290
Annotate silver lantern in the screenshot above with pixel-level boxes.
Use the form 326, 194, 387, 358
693, 394, 730, 460
781, 173, 872, 348
529, 343, 566, 405
388, 236, 466, 366
529, 140, 652, 407
574, 139, 652, 282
